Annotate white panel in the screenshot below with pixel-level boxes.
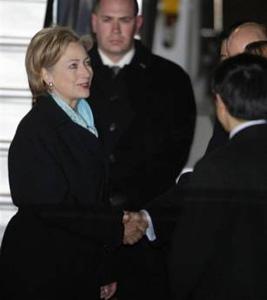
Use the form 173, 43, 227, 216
0, 98, 31, 141
0, 0, 47, 39
0, 47, 29, 89
0, 142, 10, 194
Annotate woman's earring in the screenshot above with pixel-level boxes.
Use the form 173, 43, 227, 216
48, 82, 53, 89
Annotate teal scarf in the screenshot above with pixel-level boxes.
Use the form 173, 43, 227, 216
51, 93, 98, 138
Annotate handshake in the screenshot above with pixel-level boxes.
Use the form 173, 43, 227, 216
122, 211, 149, 245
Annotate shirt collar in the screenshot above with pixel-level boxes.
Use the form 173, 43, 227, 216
230, 119, 267, 139
98, 48, 135, 68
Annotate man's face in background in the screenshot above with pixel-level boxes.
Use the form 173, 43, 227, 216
92, 0, 143, 62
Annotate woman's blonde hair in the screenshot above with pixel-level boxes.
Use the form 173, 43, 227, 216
25, 26, 92, 101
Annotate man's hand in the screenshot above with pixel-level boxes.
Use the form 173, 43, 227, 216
122, 211, 148, 245
100, 281, 117, 300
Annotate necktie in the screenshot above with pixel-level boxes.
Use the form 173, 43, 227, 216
111, 66, 120, 77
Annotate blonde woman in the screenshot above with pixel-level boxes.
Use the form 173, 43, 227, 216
0, 26, 138, 300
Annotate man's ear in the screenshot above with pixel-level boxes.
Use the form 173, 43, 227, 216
215, 94, 230, 131
216, 94, 226, 113
135, 15, 143, 35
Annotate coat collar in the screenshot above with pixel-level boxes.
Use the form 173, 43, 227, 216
231, 122, 267, 142
34, 93, 72, 128
230, 120, 267, 139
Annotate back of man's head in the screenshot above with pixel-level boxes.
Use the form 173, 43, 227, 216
227, 22, 267, 56
212, 53, 267, 120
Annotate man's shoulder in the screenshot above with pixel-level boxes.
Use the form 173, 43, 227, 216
150, 52, 188, 75
190, 144, 230, 179
197, 143, 232, 168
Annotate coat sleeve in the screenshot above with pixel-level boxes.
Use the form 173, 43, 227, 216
8, 125, 123, 247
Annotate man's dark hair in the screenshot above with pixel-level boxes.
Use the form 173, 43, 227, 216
92, 0, 139, 16
212, 53, 267, 120
245, 40, 267, 56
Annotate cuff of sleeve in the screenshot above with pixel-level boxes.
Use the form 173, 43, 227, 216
176, 167, 194, 183
141, 209, 156, 241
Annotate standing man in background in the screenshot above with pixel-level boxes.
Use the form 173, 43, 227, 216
88, 0, 196, 299
206, 21, 267, 153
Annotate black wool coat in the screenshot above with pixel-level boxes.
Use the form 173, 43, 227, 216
88, 40, 196, 210
149, 124, 267, 300
0, 94, 123, 300
205, 117, 229, 154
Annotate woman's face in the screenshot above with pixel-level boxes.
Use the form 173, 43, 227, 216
43, 42, 93, 107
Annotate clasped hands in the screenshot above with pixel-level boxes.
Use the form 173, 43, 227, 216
123, 211, 148, 245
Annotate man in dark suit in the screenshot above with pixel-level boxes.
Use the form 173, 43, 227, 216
125, 53, 267, 299
87, 0, 196, 299
168, 53, 267, 299
89, 0, 196, 210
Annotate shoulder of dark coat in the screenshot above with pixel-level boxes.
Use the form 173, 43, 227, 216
134, 39, 191, 79
151, 53, 188, 75
15, 94, 69, 135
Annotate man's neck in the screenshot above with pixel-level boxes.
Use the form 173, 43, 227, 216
98, 48, 135, 67
228, 116, 244, 132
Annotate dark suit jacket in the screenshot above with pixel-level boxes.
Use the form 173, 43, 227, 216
88, 40, 196, 210
205, 117, 229, 154
0, 94, 123, 300
158, 123, 267, 300
174, 118, 229, 191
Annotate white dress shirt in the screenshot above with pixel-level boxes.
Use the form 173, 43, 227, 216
98, 48, 135, 68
